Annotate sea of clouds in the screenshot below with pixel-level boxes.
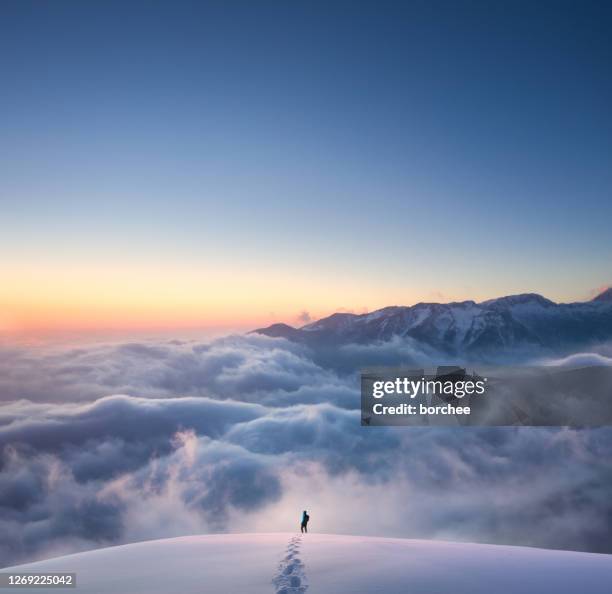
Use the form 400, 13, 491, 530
1, 334, 612, 567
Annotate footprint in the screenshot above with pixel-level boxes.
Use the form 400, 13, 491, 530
283, 560, 302, 575
272, 535, 308, 593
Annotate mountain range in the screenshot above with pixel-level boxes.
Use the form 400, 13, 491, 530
255, 288, 612, 358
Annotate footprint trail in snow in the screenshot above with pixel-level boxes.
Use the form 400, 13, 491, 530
272, 535, 308, 594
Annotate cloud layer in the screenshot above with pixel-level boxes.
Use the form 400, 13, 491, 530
1, 335, 612, 566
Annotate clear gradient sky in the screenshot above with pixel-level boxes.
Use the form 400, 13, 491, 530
1, 0, 612, 333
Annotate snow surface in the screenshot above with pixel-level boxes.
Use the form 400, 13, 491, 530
5, 533, 612, 594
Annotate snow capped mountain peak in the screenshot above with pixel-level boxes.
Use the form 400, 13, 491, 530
302, 311, 358, 331
592, 287, 612, 303
481, 293, 555, 308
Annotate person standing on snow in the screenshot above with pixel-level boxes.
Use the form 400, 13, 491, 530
300, 510, 310, 533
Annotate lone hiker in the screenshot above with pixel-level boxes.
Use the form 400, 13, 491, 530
300, 510, 310, 533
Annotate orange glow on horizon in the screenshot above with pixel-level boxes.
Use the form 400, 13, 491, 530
0, 260, 407, 336
2, 258, 588, 337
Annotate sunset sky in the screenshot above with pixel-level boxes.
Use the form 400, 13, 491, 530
2, 1, 612, 334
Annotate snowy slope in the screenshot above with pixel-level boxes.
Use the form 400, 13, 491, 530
5, 533, 612, 594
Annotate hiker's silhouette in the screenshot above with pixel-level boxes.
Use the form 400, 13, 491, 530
300, 510, 310, 533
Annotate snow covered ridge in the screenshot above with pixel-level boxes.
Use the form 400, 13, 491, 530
254, 289, 612, 356
5, 533, 612, 594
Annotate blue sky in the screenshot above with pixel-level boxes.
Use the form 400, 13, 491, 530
1, 1, 611, 330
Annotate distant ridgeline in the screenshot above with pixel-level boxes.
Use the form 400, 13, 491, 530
254, 289, 612, 358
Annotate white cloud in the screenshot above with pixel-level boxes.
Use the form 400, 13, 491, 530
1, 336, 612, 566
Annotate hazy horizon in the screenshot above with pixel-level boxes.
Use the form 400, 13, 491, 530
2, 283, 610, 338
